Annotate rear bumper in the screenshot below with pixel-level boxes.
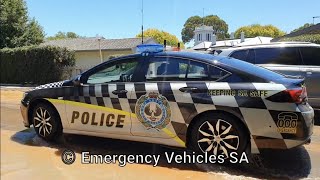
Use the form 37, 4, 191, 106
252, 105, 314, 152
290, 107, 315, 147
280, 106, 314, 149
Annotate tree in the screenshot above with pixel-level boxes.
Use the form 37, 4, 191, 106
234, 24, 285, 38
66, 32, 79, 38
136, 28, 184, 48
291, 23, 313, 33
47, 31, 80, 40
181, 15, 229, 43
0, 0, 44, 48
22, 18, 45, 46
278, 34, 320, 44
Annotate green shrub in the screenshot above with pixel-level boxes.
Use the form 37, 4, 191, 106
0, 45, 75, 84
278, 34, 320, 44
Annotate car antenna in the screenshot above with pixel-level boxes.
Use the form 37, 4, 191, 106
141, 0, 144, 44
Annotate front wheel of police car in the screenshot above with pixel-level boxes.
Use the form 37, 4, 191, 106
32, 103, 62, 141
189, 113, 248, 159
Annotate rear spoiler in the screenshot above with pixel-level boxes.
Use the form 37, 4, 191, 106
276, 75, 305, 88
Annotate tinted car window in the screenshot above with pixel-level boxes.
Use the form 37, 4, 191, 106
247, 49, 255, 64
145, 57, 229, 81
209, 66, 230, 81
146, 57, 188, 81
230, 50, 248, 61
300, 47, 320, 66
187, 61, 209, 80
254, 47, 302, 65
87, 59, 138, 84
187, 61, 229, 81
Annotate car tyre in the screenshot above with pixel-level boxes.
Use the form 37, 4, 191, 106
32, 103, 62, 141
189, 113, 248, 159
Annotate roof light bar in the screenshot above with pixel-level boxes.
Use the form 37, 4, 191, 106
136, 44, 164, 53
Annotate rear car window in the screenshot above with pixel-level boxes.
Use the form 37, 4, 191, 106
230, 50, 248, 61
187, 61, 208, 80
300, 47, 320, 66
209, 66, 230, 80
146, 57, 188, 81
146, 57, 230, 81
254, 47, 302, 65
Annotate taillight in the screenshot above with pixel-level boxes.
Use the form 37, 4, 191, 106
267, 87, 307, 104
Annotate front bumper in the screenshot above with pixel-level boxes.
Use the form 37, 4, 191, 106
20, 102, 30, 127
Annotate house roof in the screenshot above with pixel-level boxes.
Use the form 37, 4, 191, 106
41, 37, 156, 51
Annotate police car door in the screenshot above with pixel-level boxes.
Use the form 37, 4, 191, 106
65, 57, 141, 135
130, 56, 207, 142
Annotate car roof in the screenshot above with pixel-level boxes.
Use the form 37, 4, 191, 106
113, 51, 225, 64
217, 42, 320, 56
235, 41, 317, 47
154, 51, 222, 63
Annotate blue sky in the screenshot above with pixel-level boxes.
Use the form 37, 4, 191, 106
26, 0, 320, 42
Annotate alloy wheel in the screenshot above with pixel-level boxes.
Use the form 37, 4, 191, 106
197, 119, 240, 158
34, 107, 53, 137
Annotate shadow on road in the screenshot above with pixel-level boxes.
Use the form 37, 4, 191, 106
11, 128, 311, 179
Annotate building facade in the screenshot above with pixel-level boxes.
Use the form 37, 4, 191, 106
42, 37, 157, 67
193, 25, 216, 46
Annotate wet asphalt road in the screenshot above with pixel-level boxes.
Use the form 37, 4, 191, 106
1, 88, 320, 179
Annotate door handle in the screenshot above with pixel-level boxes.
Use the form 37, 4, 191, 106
305, 69, 313, 75
112, 90, 128, 95
179, 87, 198, 93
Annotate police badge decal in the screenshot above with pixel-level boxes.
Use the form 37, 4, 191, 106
135, 92, 171, 130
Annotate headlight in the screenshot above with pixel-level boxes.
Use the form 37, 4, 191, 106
22, 92, 28, 99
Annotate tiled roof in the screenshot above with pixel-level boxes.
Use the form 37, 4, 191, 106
42, 37, 156, 51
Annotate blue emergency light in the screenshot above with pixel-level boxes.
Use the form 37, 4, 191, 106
135, 44, 164, 53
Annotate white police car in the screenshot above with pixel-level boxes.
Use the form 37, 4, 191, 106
20, 44, 314, 157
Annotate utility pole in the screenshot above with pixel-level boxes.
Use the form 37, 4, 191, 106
97, 35, 103, 63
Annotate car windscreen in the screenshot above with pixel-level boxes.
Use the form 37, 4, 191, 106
219, 57, 285, 81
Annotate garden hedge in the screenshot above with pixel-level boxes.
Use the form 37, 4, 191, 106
277, 34, 320, 44
0, 45, 75, 84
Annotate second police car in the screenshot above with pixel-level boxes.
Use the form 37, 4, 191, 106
20, 44, 314, 157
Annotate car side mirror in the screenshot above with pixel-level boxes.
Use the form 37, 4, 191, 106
73, 75, 83, 86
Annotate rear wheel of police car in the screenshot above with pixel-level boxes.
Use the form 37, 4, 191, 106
189, 113, 249, 160
32, 103, 62, 141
